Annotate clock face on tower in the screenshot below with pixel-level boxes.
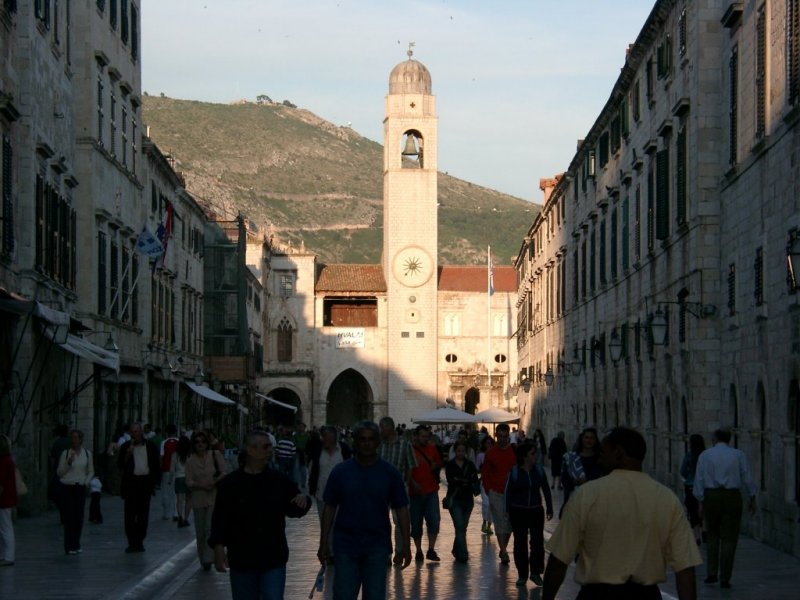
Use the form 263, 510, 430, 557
392, 246, 433, 287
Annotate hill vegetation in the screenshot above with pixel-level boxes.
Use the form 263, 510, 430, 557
142, 95, 540, 266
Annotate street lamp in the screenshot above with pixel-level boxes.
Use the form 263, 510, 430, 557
521, 376, 531, 393
544, 367, 554, 387
650, 308, 668, 346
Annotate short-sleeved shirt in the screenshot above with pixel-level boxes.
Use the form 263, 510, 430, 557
547, 469, 702, 586
378, 436, 416, 480
323, 458, 409, 555
481, 444, 516, 494
410, 443, 441, 496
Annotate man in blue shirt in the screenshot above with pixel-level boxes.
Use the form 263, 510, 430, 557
318, 420, 411, 599
693, 428, 757, 589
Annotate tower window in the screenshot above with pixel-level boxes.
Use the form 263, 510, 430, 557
401, 130, 423, 168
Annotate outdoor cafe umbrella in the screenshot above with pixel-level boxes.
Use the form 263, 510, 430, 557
412, 406, 479, 425
473, 406, 520, 424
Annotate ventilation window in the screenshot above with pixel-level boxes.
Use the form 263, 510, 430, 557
494, 354, 507, 364
401, 332, 410, 338
445, 353, 458, 363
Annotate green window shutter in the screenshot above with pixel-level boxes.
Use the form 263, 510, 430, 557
729, 45, 738, 164
599, 219, 607, 285
611, 207, 618, 279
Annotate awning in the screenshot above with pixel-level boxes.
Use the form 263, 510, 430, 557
0, 293, 71, 326
185, 381, 236, 405
255, 392, 298, 413
42, 326, 120, 371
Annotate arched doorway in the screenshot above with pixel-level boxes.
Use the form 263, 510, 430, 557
326, 369, 373, 427
464, 387, 480, 414
264, 387, 301, 426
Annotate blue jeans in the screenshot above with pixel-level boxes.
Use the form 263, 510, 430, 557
448, 499, 473, 562
409, 492, 440, 539
333, 551, 389, 600
229, 566, 286, 600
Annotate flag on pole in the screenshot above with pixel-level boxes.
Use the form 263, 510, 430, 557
488, 247, 495, 296
134, 224, 164, 258
152, 201, 174, 272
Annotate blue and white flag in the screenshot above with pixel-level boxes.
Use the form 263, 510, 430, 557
134, 225, 164, 258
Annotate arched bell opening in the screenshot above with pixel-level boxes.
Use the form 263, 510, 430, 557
401, 129, 424, 169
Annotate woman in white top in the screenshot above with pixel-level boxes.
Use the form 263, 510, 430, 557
170, 436, 192, 528
56, 429, 94, 555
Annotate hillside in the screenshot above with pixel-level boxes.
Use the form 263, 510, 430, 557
142, 96, 540, 266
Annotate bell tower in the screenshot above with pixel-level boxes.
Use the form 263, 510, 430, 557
383, 48, 438, 423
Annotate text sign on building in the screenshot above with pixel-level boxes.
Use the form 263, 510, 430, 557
336, 328, 365, 348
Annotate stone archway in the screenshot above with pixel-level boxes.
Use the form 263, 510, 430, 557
265, 387, 302, 426
326, 369, 373, 427
464, 387, 480, 415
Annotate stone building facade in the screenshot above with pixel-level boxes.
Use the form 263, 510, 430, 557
515, 0, 800, 555
0, 2, 248, 510
259, 57, 518, 427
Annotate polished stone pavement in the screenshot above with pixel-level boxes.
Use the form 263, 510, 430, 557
1, 486, 798, 599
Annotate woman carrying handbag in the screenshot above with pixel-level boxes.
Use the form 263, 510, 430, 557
443, 440, 479, 563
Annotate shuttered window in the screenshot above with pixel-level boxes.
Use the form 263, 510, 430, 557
634, 186, 641, 263
678, 8, 687, 57
656, 148, 670, 240
277, 319, 293, 362
755, 4, 766, 139
121, 0, 128, 44
676, 124, 687, 225
98, 232, 107, 314
110, 0, 117, 29
622, 196, 630, 270
610, 208, 618, 280
632, 80, 641, 122
727, 263, 737, 316
599, 219, 607, 285
131, 3, 139, 61
754, 247, 764, 306
1, 135, 12, 255
589, 229, 596, 293
790, 0, 800, 105
647, 161, 655, 252
729, 45, 739, 164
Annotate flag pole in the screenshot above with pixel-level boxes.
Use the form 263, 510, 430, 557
487, 245, 492, 390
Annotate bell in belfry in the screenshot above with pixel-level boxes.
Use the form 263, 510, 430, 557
401, 133, 419, 157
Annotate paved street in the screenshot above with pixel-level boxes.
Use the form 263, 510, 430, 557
1, 486, 798, 599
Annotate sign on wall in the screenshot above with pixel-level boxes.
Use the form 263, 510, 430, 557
335, 328, 365, 348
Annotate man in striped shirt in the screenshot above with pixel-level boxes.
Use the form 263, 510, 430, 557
275, 426, 297, 484
378, 417, 416, 565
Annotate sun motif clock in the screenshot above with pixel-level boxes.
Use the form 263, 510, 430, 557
392, 246, 433, 287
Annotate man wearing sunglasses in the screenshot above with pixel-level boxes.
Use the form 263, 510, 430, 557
210, 430, 311, 599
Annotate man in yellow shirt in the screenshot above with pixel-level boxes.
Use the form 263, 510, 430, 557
542, 427, 702, 600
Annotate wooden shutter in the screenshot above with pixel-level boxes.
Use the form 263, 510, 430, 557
1, 136, 12, 254
656, 148, 670, 240
676, 125, 687, 225
755, 5, 766, 139
729, 45, 738, 164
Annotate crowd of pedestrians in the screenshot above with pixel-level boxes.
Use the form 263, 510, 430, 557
0, 417, 764, 600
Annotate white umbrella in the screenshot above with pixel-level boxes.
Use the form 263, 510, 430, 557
474, 407, 520, 423
412, 407, 479, 424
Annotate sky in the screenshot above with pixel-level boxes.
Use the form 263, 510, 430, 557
142, 0, 654, 203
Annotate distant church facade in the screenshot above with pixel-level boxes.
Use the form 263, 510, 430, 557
256, 56, 518, 427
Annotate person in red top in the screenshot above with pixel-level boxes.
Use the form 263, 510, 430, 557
480, 423, 517, 565
0, 433, 18, 566
409, 425, 443, 562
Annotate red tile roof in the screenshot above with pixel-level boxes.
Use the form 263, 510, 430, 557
437, 265, 516, 293
314, 264, 517, 294
316, 264, 387, 293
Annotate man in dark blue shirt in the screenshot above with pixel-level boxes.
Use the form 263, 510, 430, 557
318, 420, 411, 599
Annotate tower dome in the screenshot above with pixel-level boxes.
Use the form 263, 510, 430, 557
389, 55, 432, 95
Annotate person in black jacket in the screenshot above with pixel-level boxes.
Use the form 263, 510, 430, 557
117, 423, 160, 553
505, 443, 553, 588
443, 440, 479, 563
209, 430, 310, 600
